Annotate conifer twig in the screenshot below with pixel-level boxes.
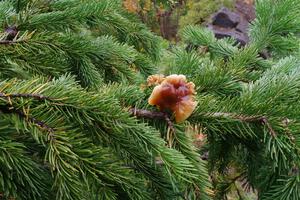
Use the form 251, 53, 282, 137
260, 117, 276, 137
0, 92, 52, 100
129, 108, 166, 119
0, 38, 26, 45
0, 40, 15, 45
205, 112, 277, 137
0, 105, 55, 139
129, 108, 175, 132
129, 109, 277, 137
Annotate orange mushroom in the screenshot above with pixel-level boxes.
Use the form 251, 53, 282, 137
148, 74, 197, 123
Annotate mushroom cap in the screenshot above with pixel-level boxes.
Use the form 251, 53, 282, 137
148, 74, 197, 123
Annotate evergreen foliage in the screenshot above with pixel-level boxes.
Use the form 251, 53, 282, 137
0, 0, 210, 199
1, 0, 300, 200
163, 0, 300, 198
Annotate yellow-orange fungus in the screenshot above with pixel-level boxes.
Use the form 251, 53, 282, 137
147, 74, 165, 86
148, 74, 197, 123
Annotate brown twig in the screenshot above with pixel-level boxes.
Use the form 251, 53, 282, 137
0, 39, 24, 45
205, 112, 277, 137
260, 117, 276, 137
0, 38, 26, 45
207, 112, 261, 122
129, 108, 166, 119
0, 92, 55, 138
129, 109, 277, 137
0, 92, 52, 101
0, 105, 55, 139
0, 40, 15, 45
129, 108, 277, 137
129, 108, 175, 132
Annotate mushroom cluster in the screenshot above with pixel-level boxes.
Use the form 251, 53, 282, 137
148, 74, 197, 123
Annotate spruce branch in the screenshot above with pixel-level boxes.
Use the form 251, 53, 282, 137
0, 105, 55, 137
129, 108, 166, 120
0, 92, 55, 138
202, 112, 277, 137
0, 33, 30, 45
0, 92, 52, 100
129, 109, 278, 137
1, 0, 299, 198
0, 40, 17, 45
129, 108, 175, 132
260, 117, 276, 137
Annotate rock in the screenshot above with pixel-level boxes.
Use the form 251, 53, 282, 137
212, 7, 241, 29
208, 25, 249, 46
207, 6, 253, 46
235, 18, 249, 33
235, 0, 256, 22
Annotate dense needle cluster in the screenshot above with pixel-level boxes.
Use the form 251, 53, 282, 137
1, 0, 300, 199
